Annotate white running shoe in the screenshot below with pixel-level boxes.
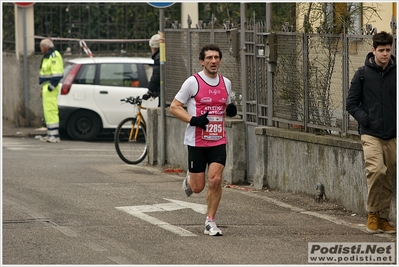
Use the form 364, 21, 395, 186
182, 173, 193, 197
47, 136, 60, 143
204, 220, 223, 236
39, 135, 49, 142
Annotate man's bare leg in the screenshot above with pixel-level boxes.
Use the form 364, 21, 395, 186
206, 162, 224, 217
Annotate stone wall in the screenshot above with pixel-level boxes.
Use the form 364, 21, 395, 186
146, 109, 396, 220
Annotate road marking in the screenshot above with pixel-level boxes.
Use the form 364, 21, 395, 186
83, 241, 107, 252
163, 198, 207, 214
3, 143, 43, 151
63, 149, 114, 152
116, 198, 207, 237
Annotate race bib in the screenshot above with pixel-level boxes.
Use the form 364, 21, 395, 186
202, 115, 224, 140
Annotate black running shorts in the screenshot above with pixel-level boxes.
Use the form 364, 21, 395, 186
187, 144, 226, 173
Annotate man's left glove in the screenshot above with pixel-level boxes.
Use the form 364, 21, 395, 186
226, 103, 237, 117
48, 87, 53, 92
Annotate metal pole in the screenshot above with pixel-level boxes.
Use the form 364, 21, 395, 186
391, 15, 396, 57
159, 8, 166, 166
303, 33, 309, 131
341, 30, 348, 137
240, 3, 247, 122
22, 7, 30, 126
265, 3, 273, 126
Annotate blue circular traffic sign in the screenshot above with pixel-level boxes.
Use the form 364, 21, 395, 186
148, 2, 174, 8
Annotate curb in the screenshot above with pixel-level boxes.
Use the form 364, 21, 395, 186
3, 130, 46, 138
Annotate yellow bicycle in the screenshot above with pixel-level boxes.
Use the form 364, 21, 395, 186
114, 96, 147, 164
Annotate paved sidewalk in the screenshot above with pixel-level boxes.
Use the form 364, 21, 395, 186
2, 119, 46, 138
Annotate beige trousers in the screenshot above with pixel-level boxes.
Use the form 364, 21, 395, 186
361, 134, 396, 219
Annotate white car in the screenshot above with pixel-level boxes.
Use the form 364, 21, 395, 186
58, 57, 158, 141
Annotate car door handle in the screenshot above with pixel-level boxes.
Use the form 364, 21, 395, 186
99, 91, 108, 94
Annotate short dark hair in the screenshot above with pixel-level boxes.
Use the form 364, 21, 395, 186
199, 44, 222, 61
372, 31, 393, 49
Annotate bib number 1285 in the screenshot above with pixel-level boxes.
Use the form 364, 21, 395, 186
202, 116, 224, 140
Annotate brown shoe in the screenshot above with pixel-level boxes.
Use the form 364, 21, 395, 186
366, 212, 379, 233
378, 218, 396, 234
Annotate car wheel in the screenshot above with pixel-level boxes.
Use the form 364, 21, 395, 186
67, 110, 102, 141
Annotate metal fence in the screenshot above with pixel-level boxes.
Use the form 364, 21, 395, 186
2, 2, 181, 55
272, 32, 375, 136
164, 19, 397, 138
163, 28, 242, 105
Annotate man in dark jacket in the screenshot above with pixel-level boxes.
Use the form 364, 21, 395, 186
142, 33, 161, 106
346, 31, 396, 234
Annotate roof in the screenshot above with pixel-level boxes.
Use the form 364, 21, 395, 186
66, 56, 154, 65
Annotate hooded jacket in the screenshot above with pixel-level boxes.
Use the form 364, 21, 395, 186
346, 52, 396, 140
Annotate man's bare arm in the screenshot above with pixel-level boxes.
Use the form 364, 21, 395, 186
170, 98, 192, 123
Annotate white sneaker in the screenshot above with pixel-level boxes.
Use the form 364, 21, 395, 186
39, 136, 49, 142
182, 173, 193, 197
47, 136, 60, 143
204, 220, 223, 236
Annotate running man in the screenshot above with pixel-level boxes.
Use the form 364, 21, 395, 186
170, 44, 237, 236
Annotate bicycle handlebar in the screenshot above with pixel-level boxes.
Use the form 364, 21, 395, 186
120, 96, 142, 105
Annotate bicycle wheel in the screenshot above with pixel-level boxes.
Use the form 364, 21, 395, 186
114, 117, 147, 164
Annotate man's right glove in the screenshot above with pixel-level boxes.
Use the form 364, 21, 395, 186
226, 103, 237, 117
190, 111, 209, 130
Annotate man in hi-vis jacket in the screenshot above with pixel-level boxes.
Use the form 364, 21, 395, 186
39, 38, 64, 143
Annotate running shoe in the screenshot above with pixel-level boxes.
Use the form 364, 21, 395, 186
204, 220, 223, 236
47, 136, 60, 143
182, 173, 193, 197
39, 135, 49, 142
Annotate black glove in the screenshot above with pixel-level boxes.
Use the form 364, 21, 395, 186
48, 87, 53, 92
226, 103, 237, 117
142, 93, 151, 100
190, 111, 209, 130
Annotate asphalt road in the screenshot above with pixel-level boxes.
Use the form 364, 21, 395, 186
2, 136, 396, 265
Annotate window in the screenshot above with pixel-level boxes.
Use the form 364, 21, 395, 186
123, 63, 140, 87
99, 63, 140, 87
61, 64, 74, 83
99, 63, 123, 86
349, 2, 362, 34
325, 2, 362, 34
75, 64, 95, 84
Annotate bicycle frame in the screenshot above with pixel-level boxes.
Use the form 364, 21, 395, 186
130, 112, 145, 141
115, 96, 149, 165
127, 98, 146, 142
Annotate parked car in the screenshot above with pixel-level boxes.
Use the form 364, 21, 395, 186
58, 57, 158, 141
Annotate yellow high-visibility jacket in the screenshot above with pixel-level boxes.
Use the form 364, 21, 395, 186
39, 48, 64, 91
